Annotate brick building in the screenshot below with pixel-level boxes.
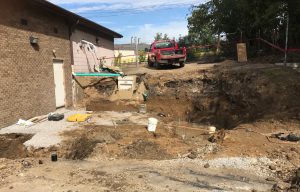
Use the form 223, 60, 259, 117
0, 0, 122, 128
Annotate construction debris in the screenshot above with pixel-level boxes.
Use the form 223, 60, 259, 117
16, 119, 34, 127
271, 133, 300, 142
48, 113, 65, 121
67, 114, 92, 122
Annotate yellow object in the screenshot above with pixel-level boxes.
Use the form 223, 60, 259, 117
67, 114, 92, 122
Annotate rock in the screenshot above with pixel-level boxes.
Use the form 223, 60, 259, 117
188, 152, 197, 159
38, 160, 43, 165
19, 173, 24, 177
21, 160, 32, 168
138, 175, 143, 178
266, 177, 276, 182
157, 113, 166, 117
269, 165, 276, 171
291, 147, 299, 153
9, 186, 13, 190
204, 163, 210, 168
273, 181, 291, 190
286, 154, 293, 160
0, 165, 6, 170
296, 168, 300, 177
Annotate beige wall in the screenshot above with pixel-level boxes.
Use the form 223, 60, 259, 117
0, 0, 73, 128
71, 29, 115, 72
114, 50, 137, 64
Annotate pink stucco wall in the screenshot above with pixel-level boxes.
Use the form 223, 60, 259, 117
71, 29, 115, 72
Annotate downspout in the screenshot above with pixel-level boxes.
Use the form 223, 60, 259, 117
69, 20, 80, 107
69, 19, 80, 66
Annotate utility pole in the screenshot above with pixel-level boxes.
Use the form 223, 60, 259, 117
131, 36, 140, 68
284, 15, 289, 66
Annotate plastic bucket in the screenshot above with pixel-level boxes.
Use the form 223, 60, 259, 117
148, 118, 158, 132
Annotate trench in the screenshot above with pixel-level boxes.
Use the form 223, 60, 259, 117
82, 65, 300, 130
146, 67, 300, 129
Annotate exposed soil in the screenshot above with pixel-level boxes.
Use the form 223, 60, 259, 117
1, 62, 299, 192
189, 66, 300, 129
141, 63, 300, 129
0, 134, 32, 159
59, 122, 212, 161
122, 139, 171, 160
86, 100, 137, 112
288, 168, 300, 191
65, 135, 100, 160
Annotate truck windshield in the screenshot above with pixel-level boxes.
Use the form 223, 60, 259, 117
155, 42, 174, 49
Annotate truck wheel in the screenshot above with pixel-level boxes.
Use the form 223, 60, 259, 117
154, 61, 161, 69
148, 60, 154, 67
179, 62, 185, 67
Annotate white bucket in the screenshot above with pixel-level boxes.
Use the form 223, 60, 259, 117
148, 118, 158, 132
208, 126, 216, 134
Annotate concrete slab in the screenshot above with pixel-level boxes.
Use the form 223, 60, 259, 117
0, 109, 85, 149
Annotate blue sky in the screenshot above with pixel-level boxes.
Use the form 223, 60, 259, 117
49, 0, 205, 44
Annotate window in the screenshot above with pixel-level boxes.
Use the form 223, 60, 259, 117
155, 41, 174, 49
20, 18, 28, 26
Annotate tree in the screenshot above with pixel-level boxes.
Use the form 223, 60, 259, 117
154, 33, 170, 41
138, 50, 146, 63
163, 33, 169, 40
154, 33, 163, 41
187, 0, 300, 57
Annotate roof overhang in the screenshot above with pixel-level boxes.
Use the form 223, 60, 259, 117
31, 0, 123, 38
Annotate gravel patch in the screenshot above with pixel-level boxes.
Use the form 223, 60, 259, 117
160, 157, 281, 178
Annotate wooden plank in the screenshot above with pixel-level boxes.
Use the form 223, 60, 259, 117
237, 43, 248, 62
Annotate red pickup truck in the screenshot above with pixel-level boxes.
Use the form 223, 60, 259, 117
146, 40, 186, 68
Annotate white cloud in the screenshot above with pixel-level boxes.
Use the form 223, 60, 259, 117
48, 0, 202, 13
118, 20, 188, 44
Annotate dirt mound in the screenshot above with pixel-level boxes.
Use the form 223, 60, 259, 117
0, 134, 32, 159
65, 136, 101, 160
288, 168, 300, 191
122, 139, 171, 160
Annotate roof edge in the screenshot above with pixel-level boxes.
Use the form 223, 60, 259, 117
33, 0, 123, 38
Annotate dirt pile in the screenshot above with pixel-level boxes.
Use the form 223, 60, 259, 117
60, 122, 210, 161
122, 139, 171, 160
288, 168, 300, 192
65, 135, 101, 160
0, 134, 33, 159
273, 168, 300, 192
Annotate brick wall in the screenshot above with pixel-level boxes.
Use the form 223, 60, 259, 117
0, 0, 73, 128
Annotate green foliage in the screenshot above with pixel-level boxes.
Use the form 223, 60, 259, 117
114, 53, 122, 67
99, 56, 106, 68
187, 0, 299, 48
138, 50, 146, 63
154, 33, 170, 41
